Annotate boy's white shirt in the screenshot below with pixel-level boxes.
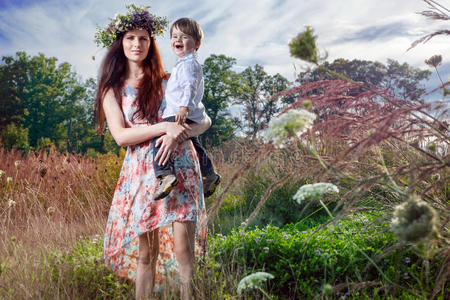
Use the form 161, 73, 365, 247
163, 52, 207, 123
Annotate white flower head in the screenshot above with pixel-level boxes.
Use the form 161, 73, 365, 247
6, 177, 12, 185
264, 108, 316, 148
0, 170, 4, 178
14, 160, 21, 168
8, 199, 16, 208
293, 182, 339, 204
47, 206, 56, 216
237, 272, 274, 295
391, 194, 438, 244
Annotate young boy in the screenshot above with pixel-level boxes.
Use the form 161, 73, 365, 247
153, 17, 220, 200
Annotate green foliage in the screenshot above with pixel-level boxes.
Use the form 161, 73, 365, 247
289, 26, 318, 64
201, 54, 239, 146
48, 237, 134, 299
234, 64, 291, 137
297, 58, 431, 101
0, 123, 29, 151
210, 213, 444, 299
214, 170, 308, 234
0, 52, 108, 154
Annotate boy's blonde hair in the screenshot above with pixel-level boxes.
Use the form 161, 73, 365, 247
170, 18, 203, 50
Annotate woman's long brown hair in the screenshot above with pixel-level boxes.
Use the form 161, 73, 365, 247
94, 30, 166, 134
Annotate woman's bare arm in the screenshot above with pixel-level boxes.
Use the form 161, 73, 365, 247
154, 115, 212, 165
102, 89, 189, 146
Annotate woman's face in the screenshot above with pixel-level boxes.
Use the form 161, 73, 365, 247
122, 28, 151, 64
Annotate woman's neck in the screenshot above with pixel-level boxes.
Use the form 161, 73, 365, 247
126, 61, 144, 87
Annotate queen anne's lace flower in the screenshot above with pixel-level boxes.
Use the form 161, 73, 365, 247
237, 272, 274, 295
264, 108, 316, 148
293, 182, 339, 204
391, 194, 438, 244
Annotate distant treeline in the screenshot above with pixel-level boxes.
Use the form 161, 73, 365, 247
0, 51, 430, 155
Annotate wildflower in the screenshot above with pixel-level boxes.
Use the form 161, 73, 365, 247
289, 26, 318, 64
92, 234, 101, 244
293, 182, 339, 204
263, 246, 269, 253
8, 199, 16, 208
431, 173, 440, 181
426, 142, 436, 152
391, 194, 439, 244
302, 99, 312, 110
47, 206, 56, 216
237, 272, 274, 295
0, 170, 4, 178
322, 283, 333, 295
14, 160, 21, 168
424, 55, 442, 68
6, 177, 12, 185
367, 128, 375, 136
264, 108, 316, 148
39, 161, 47, 178
443, 87, 450, 97
404, 257, 411, 264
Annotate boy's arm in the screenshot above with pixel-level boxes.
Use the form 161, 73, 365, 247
176, 106, 189, 124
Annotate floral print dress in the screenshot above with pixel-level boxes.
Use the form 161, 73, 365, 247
104, 85, 207, 288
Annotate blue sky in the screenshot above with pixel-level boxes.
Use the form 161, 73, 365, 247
0, 0, 448, 99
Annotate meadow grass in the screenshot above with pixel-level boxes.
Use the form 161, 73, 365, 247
0, 79, 448, 299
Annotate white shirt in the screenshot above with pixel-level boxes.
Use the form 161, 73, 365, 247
163, 52, 207, 123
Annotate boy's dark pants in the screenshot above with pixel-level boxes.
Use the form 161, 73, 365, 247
152, 116, 214, 178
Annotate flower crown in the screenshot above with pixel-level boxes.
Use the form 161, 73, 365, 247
94, 4, 169, 48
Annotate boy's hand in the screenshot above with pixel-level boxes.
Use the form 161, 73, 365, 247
176, 106, 189, 125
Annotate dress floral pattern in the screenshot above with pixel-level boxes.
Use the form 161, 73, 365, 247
104, 85, 207, 288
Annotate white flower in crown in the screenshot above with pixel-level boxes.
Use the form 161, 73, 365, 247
264, 108, 316, 148
293, 182, 339, 204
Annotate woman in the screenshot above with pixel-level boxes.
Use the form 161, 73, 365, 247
93, 6, 209, 300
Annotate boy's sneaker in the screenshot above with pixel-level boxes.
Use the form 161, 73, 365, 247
203, 173, 221, 197
154, 174, 178, 200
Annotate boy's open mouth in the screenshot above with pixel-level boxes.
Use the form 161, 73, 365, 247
175, 45, 183, 49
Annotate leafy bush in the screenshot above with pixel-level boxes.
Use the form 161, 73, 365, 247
0, 123, 29, 151
214, 169, 310, 234
48, 237, 134, 299
210, 213, 445, 299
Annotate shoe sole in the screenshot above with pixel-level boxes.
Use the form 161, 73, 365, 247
204, 175, 221, 198
154, 178, 178, 200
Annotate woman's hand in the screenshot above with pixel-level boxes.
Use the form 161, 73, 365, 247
165, 122, 191, 144
154, 134, 179, 166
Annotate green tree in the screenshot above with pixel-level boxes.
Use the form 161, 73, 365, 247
235, 64, 291, 138
201, 54, 239, 146
297, 58, 431, 101
0, 123, 29, 151
0, 52, 100, 151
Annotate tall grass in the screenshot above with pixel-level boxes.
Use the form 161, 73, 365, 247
0, 147, 123, 298
0, 79, 448, 299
